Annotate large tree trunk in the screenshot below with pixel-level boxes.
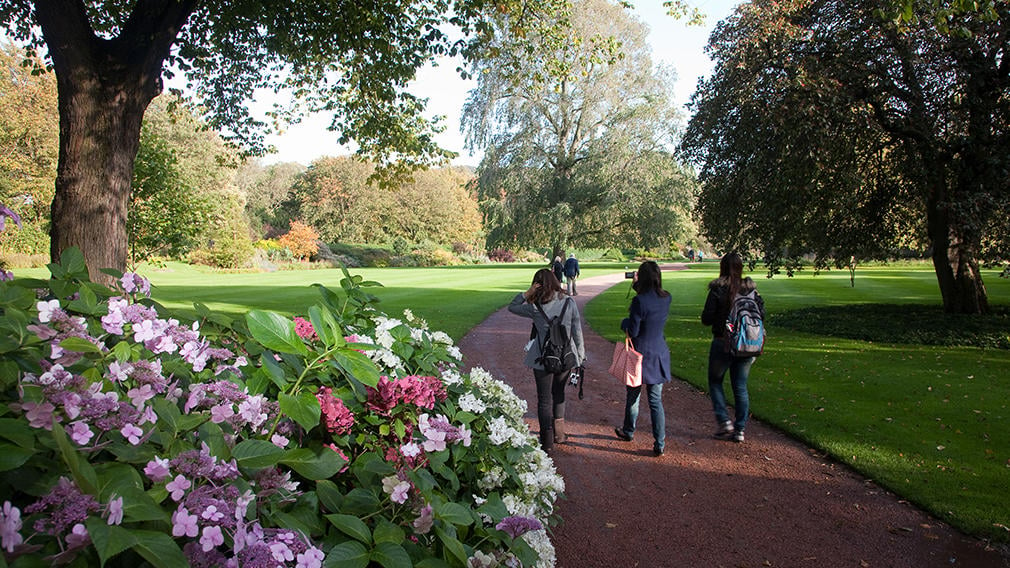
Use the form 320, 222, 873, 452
926, 183, 990, 314
50, 75, 152, 281
35, 0, 197, 283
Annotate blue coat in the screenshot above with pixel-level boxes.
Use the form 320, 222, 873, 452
621, 290, 672, 385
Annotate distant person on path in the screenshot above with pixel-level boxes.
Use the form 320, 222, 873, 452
613, 260, 672, 456
563, 253, 580, 296
509, 268, 586, 451
552, 255, 565, 285
696, 250, 704, 262
701, 252, 765, 443
687, 248, 695, 262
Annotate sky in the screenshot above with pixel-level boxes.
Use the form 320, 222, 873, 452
259, 0, 741, 168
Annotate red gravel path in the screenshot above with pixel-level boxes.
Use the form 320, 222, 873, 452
458, 268, 1007, 568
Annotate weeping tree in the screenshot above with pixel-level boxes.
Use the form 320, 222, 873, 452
679, 0, 1010, 314
462, 0, 696, 257
0, 0, 569, 281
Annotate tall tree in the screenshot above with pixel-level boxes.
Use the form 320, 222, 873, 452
679, 0, 1010, 314
462, 0, 691, 255
0, 0, 568, 280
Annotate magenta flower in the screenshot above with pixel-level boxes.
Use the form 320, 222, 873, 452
172, 507, 199, 538
317, 387, 355, 435
413, 504, 434, 534
293, 316, 318, 341
22, 401, 56, 430
0, 203, 22, 231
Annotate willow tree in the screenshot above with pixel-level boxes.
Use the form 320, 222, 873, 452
462, 0, 694, 257
680, 0, 1010, 314
0, 0, 568, 280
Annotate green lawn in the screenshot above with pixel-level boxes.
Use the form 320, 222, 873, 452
586, 263, 1010, 543
15, 259, 1009, 541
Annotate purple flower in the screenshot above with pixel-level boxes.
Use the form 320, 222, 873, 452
0, 203, 21, 231
296, 547, 325, 568
107, 496, 124, 525
144, 457, 171, 482
22, 401, 56, 430
200, 525, 224, 552
0, 501, 23, 553
120, 272, 151, 297
65, 522, 89, 549
68, 420, 94, 445
495, 516, 543, 539
172, 507, 199, 538
120, 423, 143, 445
166, 475, 192, 501
0, 270, 12, 281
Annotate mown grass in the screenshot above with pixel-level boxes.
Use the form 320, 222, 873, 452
586, 263, 1010, 543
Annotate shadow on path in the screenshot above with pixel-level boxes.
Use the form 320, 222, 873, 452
458, 266, 1006, 568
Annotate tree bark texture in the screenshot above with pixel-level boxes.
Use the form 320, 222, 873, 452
35, 0, 197, 282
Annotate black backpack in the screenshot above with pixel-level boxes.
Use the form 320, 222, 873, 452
725, 289, 766, 357
534, 299, 577, 373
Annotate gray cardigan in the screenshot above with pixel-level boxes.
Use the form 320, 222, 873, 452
508, 292, 586, 371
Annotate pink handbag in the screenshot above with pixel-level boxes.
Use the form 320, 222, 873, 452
608, 335, 642, 387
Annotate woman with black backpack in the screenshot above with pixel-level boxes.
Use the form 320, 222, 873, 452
509, 268, 586, 451
701, 252, 765, 443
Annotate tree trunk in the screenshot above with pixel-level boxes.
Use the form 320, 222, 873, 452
50, 77, 151, 282
926, 183, 990, 314
36, 0, 197, 283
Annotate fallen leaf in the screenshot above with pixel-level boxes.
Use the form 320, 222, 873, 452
605, 523, 617, 529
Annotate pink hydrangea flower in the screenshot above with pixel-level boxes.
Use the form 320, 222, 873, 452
22, 401, 56, 430
166, 474, 191, 501
0, 501, 23, 553
296, 547, 325, 568
199, 525, 224, 552
144, 457, 171, 482
293, 317, 318, 341
65, 523, 89, 549
68, 421, 94, 445
107, 496, 124, 525
120, 423, 143, 445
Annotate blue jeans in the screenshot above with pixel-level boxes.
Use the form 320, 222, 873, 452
621, 383, 665, 451
707, 338, 754, 431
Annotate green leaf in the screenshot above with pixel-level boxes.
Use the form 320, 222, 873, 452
132, 529, 188, 568
315, 479, 345, 512
86, 518, 137, 565
0, 417, 36, 447
341, 488, 382, 516
245, 310, 308, 355
326, 514, 372, 544
260, 351, 291, 389
330, 348, 380, 388
112, 340, 133, 362
308, 305, 335, 346
51, 419, 98, 495
59, 247, 88, 278
370, 542, 411, 568
436, 502, 473, 527
279, 391, 321, 432
58, 336, 102, 354
372, 517, 405, 544
324, 540, 369, 568
280, 447, 345, 480
232, 439, 285, 469
435, 527, 468, 566
0, 443, 33, 472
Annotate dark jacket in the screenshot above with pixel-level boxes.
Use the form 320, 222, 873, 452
701, 277, 765, 338
552, 260, 564, 282
563, 257, 580, 278
620, 290, 672, 385
509, 292, 586, 371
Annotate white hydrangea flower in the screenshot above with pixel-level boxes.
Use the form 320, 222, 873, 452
487, 416, 512, 446
446, 345, 462, 360
431, 331, 452, 345
522, 529, 557, 568
458, 393, 487, 414
440, 369, 464, 386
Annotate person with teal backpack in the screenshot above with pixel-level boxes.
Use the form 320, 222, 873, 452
701, 252, 765, 443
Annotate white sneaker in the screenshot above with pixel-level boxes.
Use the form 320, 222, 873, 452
714, 421, 734, 439
733, 430, 745, 443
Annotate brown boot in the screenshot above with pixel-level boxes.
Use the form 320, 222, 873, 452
553, 419, 566, 444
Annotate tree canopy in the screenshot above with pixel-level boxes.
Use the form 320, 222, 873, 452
0, 0, 569, 278
679, 0, 1010, 313
463, 0, 695, 255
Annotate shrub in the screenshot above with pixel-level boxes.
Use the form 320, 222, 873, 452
0, 249, 564, 567
391, 236, 412, 256
488, 248, 515, 263
278, 221, 320, 261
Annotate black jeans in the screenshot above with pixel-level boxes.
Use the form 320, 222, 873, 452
533, 368, 567, 449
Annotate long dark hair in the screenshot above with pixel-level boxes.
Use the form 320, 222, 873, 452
528, 268, 564, 304
716, 252, 744, 299
633, 260, 669, 297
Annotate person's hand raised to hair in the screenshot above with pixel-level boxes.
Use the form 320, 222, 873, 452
524, 283, 541, 301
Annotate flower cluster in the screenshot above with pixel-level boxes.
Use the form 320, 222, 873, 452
0, 251, 563, 567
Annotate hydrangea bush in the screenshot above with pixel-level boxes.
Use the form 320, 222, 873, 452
0, 247, 564, 567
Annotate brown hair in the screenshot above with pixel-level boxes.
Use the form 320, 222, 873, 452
528, 268, 564, 304
716, 252, 744, 299
633, 260, 669, 298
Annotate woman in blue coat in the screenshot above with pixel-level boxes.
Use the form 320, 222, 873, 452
614, 261, 672, 456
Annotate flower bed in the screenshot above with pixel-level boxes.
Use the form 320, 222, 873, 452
0, 248, 563, 567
